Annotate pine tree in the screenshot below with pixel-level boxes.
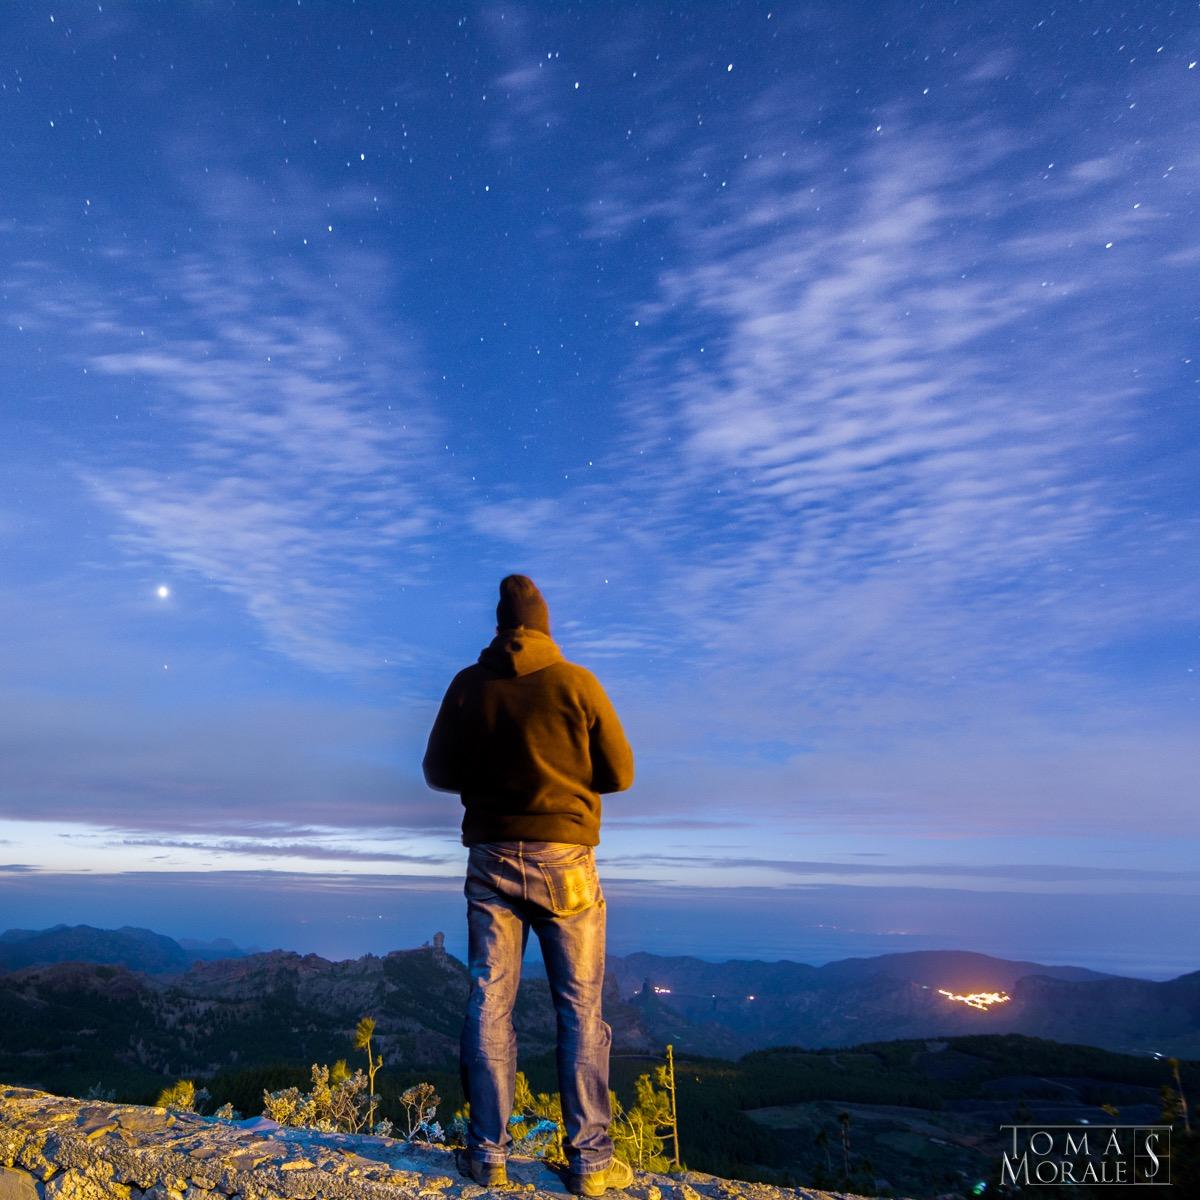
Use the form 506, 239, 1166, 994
354, 1016, 383, 1131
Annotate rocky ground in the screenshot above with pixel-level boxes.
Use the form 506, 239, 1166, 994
0, 1086, 895, 1200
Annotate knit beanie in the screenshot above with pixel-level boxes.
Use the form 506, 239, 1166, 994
496, 574, 551, 635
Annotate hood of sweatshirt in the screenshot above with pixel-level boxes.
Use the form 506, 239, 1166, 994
478, 627, 564, 678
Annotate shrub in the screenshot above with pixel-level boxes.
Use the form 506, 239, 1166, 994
263, 1061, 371, 1134
155, 1080, 210, 1114
611, 1072, 673, 1172
509, 1073, 564, 1162
399, 1081, 443, 1142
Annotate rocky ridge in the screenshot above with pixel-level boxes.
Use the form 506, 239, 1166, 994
0, 1086, 895, 1200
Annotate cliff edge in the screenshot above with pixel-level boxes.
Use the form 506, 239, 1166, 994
0, 1086, 899, 1200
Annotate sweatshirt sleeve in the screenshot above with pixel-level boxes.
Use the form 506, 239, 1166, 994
422, 675, 466, 793
586, 675, 635, 794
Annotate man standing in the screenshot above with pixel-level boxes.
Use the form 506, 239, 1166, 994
423, 575, 635, 1196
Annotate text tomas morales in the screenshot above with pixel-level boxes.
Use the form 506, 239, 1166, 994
999, 1125, 1171, 1186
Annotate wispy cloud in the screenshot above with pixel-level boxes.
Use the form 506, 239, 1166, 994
963, 47, 1019, 83
7, 166, 447, 671
599, 853, 1200, 889
479, 6, 569, 150
489, 72, 1198, 702
598, 121, 1157, 656
459, 56, 1199, 850
119, 837, 455, 866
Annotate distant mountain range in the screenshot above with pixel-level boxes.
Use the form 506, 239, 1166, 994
1, 925, 1196, 1098
609, 949, 1200, 1059
0, 924, 252, 974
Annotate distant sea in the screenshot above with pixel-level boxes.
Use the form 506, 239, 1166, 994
0, 868, 1191, 980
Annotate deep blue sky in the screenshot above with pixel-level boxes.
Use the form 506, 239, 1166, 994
1, 2, 1197, 979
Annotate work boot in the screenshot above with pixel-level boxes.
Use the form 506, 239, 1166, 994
567, 1157, 634, 1196
455, 1148, 508, 1188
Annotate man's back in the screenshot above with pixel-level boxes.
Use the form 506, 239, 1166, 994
426, 575, 635, 1195
423, 625, 634, 847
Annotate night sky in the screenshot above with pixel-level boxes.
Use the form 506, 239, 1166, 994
2, 2, 1197, 978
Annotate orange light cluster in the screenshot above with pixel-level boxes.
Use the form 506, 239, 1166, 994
937, 987, 1011, 1010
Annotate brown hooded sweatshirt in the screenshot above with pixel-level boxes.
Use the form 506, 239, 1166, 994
422, 627, 635, 846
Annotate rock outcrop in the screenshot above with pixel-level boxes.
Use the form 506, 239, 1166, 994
0, 1086, 892, 1200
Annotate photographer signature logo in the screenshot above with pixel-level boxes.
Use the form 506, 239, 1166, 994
999, 1125, 1171, 1186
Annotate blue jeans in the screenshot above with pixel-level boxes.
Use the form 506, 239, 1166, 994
460, 840, 613, 1177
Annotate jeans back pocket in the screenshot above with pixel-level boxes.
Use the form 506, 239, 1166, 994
537, 852, 599, 916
